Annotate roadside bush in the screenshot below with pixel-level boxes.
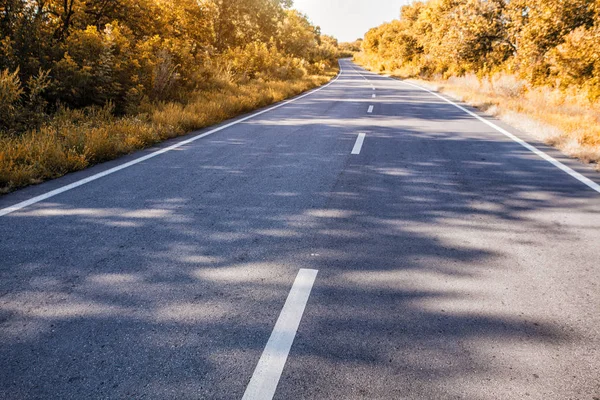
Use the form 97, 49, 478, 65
0, 67, 51, 134
0, 0, 345, 192
491, 73, 528, 99
0, 68, 23, 134
547, 26, 600, 101
0, 71, 336, 193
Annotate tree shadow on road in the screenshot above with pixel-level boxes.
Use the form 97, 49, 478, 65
0, 66, 598, 399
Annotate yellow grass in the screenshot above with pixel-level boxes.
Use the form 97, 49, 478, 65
0, 71, 336, 193
355, 54, 600, 170
409, 74, 600, 170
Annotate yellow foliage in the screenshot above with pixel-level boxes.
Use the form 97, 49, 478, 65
0, 0, 347, 192
402, 74, 600, 169
0, 70, 336, 193
355, 0, 600, 168
358, 0, 599, 86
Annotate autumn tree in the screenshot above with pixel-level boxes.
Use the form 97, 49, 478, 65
209, 0, 291, 51
509, 0, 597, 83
358, 0, 600, 95
277, 9, 320, 59
0, 0, 343, 133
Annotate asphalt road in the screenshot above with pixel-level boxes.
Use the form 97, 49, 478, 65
1, 59, 599, 399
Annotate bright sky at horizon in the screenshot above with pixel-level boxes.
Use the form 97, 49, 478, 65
293, 0, 412, 43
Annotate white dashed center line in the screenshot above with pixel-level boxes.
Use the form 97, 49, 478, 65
367, 105, 374, 114
352, 133, 366, 155
242, 269, 318, 400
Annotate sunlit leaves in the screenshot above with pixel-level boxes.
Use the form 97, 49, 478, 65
360, 0, 600, 94
0, 0, 342, 132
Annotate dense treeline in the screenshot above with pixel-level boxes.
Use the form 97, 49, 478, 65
358, 0, 600, 100
0, 0, 340, 135
339, 39, 362, 54
0, 0, 342, 192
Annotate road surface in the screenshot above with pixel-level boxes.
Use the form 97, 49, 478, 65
1, 59, 599, 399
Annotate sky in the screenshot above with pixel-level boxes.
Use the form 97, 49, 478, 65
293, 0, 412, 43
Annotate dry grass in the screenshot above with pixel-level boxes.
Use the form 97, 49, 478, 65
410, 73, 600, 170
0, 71, 335, 193
355, 55, 600, 171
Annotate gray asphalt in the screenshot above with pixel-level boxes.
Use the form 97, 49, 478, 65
1, 59, 599, 399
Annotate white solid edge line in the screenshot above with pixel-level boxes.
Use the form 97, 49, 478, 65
350, 65, 374, 91
0, 70, 344, 217
351, 65, 370, 83
352, 133, 366, 155
399, 80, 600, 194
367, 105, 374, 114
242, 269, 318, 400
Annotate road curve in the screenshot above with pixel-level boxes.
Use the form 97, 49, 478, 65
1, 59, 599, 399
